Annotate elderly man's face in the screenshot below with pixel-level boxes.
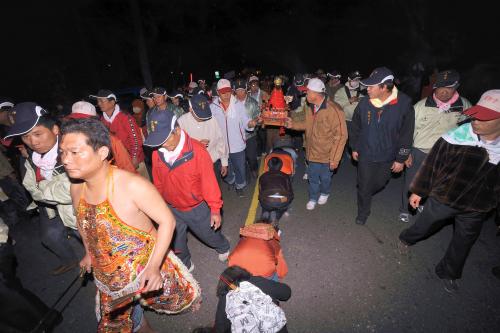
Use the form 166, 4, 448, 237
306, 90, 323, 104
434, 87, 457, 103
249, 81, 259, 93
235, 89, 247, 101
471, 117, 500, 139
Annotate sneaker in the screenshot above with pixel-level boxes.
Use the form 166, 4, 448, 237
442, 279, 459, 293
398, 213, 410, 223
188, 260, 195, 273
355, 218, 366, 225
303, 173, 308, 180
397, 240, 410, 255
318, 194, 329, 205
218, 251, 230, 262
236, 188, 246, 198
306, 200, 316, 210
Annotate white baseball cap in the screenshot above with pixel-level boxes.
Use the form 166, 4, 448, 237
306, 78, 326, 93
217, 79, 232, 93
71, 101, 97, 116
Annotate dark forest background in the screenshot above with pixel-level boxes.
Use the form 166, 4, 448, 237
2, 0, 500, 108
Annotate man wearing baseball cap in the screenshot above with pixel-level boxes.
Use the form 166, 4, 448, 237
91, 89, 147, 178
234, 78, 261, 179
350, 66, 414, 225
177, 94, 229, 176
399, 70, 472, 223
4, 102, 79, 275
145, 110, 230, 270
285, 78, 348, 210
211, 79, 259, 197
64, 101, 136, 173
248, 75, 270, 108
326, 69, 342, 102
399, 89, 500, 293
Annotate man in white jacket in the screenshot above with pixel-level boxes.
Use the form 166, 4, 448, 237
211, 79, 259, 197
178, 94, 229, 177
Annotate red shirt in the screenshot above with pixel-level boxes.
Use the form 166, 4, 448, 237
152, 133, 223, 214
101, 111, 144, 163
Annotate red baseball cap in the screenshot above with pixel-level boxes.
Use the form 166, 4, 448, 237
464, 90, 500, 121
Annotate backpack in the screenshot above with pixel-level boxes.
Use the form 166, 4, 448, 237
225, 281, 287, 333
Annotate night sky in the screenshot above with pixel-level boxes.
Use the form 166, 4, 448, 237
2, 0, 500, 107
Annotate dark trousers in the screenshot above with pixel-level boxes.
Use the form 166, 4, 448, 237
356, 161, 392, 222
39, 208, 77, 265
257, 127, 267, 155
400, 149, 427, 214
399, 197, 487, 279
245, 135, 258, 172
171, 202, 230, 267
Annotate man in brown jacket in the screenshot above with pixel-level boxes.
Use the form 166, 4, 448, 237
286, 78, 348, 210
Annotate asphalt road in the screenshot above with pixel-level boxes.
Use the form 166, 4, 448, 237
10, 152, 500, 332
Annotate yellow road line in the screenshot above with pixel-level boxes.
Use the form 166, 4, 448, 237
244, 157, 266, 226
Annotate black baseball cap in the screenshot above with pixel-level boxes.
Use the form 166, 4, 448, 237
150, 87, 167, 96
4, 102, 49, 139
433, 70, 460, 89
361, 67, 394, 86
89, 89, 117, 101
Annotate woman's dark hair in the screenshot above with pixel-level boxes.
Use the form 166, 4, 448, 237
267, 156, 283, 171
216, 265, 251, 297
60, 118, 111, 158
37, 115, 58, 130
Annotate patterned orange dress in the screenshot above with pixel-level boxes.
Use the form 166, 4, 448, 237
77, 167, 200, 332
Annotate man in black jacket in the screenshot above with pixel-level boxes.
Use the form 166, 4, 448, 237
350, 67, 415, 225
259, 156, 294, 223
399, 89, 500, 293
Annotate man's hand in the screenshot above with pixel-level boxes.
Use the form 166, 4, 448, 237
348, 96, 359, 104
199, 139, 210, 147
140, 266, 163, 292
248, 116, 261, 128
329, 161, 339, 170
352, 151, 359, 161
211, 213, 222, 230
16, 145, 28, 158
285, 117, 293, 129
404, 154, 413, 168
79, 253, 92, 274
391, 161, 404, 173
221, 166, 228, 177
284, 96, 293, 104
409, 193, 422, 210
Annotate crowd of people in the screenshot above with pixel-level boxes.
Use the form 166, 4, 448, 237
0, 66, 499, 332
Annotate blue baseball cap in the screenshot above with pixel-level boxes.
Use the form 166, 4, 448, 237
361, 67, 394, 86
189, 94, 212, 120
4, 102, 49, 139
143, 110, 178, 147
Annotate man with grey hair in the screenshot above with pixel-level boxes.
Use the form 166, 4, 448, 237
286, 78, 348, 210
